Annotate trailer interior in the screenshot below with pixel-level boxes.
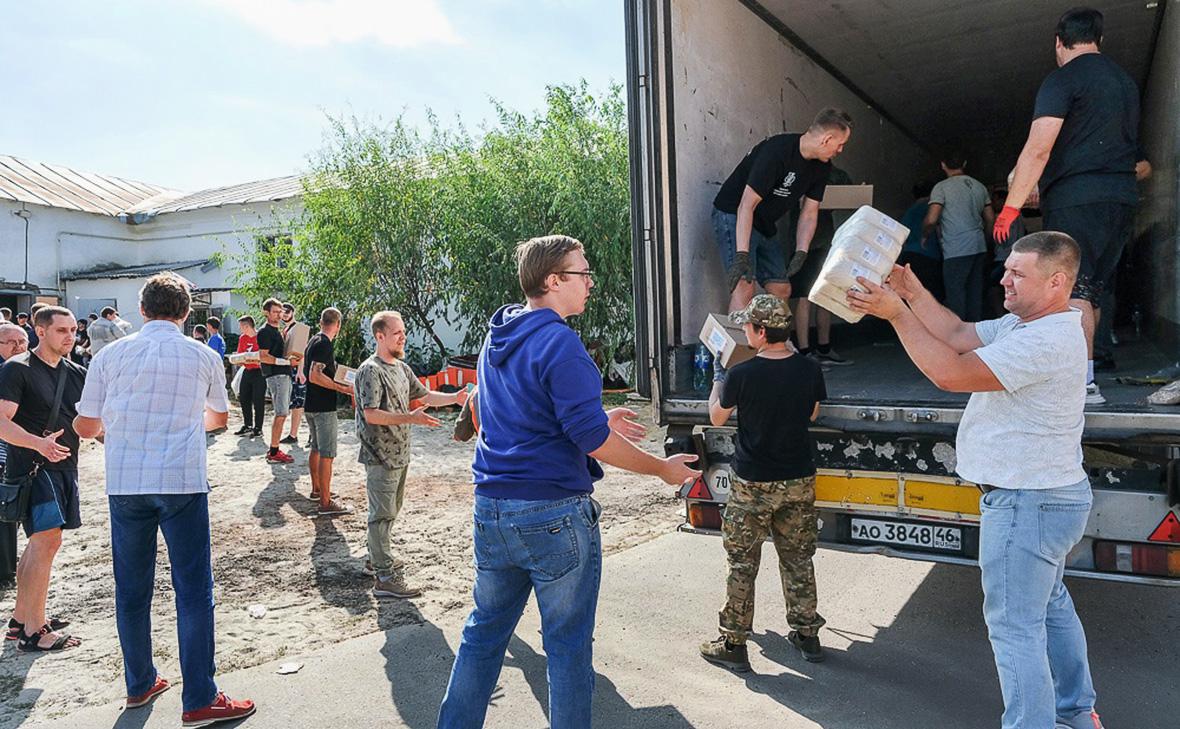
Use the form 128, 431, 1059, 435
627, 0, 1180, 438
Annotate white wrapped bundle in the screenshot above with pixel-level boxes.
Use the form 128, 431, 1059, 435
808, 205, 909, 323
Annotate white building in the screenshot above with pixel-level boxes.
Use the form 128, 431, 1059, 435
0, 155, 303, 333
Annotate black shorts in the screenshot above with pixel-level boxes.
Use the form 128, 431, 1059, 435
788, 246, 829, 297
23, 468, 82, 537
1042, 203, 1135, 304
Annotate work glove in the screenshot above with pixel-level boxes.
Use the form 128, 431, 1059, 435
726, 251, 753, 293
993, 206, 1020, 243
713, 357, 727, 383
785, 249, 808, 278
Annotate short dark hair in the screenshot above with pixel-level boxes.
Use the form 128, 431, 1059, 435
34, 306, 74, 329
761, 326, 791, 344
30, 302, 47, 315
140, 272, 192, 320
100, 306, 117, 318
1056, 7, 1103, 49
262, 297, 282, 312
193, 324, 207, 335
88, 313, 98, 320
238, 315, 256, 328
809, 108, 853, 134
16, 312, 28, 320
515, 235, 585, 298
0, 308, 10, 319
281, 302, 295, 313
371, 310, 403, 337
1012, 231, 1081, 281
320, 307, 342, 327
206, 316, 221, 331
941, 151, 967, 170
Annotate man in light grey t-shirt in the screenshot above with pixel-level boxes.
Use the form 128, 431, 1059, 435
923, 153, 994, 322
846, 231, 1103, 729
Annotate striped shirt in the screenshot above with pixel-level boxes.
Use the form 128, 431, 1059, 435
76, 320, 230, 495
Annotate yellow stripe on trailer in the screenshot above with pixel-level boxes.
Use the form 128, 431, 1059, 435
815, 472, 898, 508
903, 477, 981, 517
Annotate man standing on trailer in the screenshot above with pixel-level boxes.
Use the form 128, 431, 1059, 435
712, 108, 853, 314
847, 232, 1103, 729
995, 6, 1140, 405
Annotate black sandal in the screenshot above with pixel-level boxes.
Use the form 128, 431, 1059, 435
16, 624, 80, 652
7, 616, 70, 640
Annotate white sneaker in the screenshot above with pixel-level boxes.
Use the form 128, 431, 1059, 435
1085, 382, 1106, 405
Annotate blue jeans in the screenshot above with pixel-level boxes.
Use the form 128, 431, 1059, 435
109, 493, 218, 712
979, 479, 1097, 729
712, 208, 787, 286
438, 494, 602, 729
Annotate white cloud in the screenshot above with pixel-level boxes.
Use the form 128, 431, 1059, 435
202, 0, 461, 48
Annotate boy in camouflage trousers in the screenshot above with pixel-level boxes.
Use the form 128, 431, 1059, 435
701, 294, 828, 672
353, 311, 461, 598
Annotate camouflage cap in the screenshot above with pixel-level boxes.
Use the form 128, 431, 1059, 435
729, 294, 792, 329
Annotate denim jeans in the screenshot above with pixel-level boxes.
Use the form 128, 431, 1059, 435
979, 479, 1097, 729
437, 494, 602, 729
712, 208, 787, 286
109, 493, 218, 712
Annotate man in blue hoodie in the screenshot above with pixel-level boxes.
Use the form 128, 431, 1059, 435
437, 235, 701, 729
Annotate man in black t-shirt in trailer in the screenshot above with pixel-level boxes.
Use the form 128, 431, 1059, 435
712, 107, 853, 314
995, 7, 1139, 406
0, 307, 86, 651
256, 298, 302, 464
303, 307, 354, 517
699, 295, 828, 673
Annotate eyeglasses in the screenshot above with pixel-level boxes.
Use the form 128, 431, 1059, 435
556, 270, 595, 279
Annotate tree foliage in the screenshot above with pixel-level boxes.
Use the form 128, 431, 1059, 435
233, 82, 633, 375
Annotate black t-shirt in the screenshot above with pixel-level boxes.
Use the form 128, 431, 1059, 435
302, 332, 338, 413
720, 354, 826, 482
257, 324, 287, 378
713, 134, 831, 237
1033, 53, 1139, 211
0, 352, 87, 475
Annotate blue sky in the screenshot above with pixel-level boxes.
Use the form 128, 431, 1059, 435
2, 0, 625, 191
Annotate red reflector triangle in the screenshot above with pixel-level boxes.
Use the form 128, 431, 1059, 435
1147, 511, 1180, 543
686, 476, 713, 500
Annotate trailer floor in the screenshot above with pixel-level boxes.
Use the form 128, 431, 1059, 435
676, 333, 1179, 414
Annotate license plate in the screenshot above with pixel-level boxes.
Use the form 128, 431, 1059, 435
849, 518, 963, 553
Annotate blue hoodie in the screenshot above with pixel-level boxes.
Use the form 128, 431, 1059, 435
472, 304, 611, 500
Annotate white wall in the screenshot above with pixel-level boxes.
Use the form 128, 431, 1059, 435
668, 0, 933, 340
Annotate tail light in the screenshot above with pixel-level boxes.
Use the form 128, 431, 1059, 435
1094, 541, 1180, 578
688, 502, 723, 530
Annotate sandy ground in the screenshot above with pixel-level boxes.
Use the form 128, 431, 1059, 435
0, 397, 681, 727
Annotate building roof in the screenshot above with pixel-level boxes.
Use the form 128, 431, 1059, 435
0, 154, 304, 218
124, 174, 305, 215
61, 259, 212, 281
0, 155, 180, 216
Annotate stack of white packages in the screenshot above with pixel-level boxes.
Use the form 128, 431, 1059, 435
808, 205, 910, 323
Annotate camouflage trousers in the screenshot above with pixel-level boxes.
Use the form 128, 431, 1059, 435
719, 475, 825, 645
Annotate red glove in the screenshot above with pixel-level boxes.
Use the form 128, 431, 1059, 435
993, 205, 1020, 243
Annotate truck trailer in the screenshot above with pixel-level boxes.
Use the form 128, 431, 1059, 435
624, 0, 1180, 586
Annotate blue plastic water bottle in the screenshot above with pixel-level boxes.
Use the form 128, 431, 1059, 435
693, 344, 713, 393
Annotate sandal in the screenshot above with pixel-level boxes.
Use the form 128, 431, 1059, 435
7, 616, 70, 640
17, 624, 80, 652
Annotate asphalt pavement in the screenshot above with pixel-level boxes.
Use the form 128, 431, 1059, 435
27, 531, 1180, 729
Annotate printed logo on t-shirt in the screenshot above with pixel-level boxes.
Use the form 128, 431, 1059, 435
772, 171, 798, 198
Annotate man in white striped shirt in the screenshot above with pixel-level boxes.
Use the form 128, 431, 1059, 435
74, 273, 255, 726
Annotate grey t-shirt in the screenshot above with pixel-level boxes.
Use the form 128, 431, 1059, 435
955, 310, 1087, 490
929, 175, 990, 259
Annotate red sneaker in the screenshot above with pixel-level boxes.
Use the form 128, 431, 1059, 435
126, 675, 170, 708
181, 693, 256, 727
266, 450, 294, 464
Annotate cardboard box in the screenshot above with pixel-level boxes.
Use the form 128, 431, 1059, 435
698, 313, 757, 368
819, 184, 873, 210
227, 351, 259, 365
284, 322, 311, 358
333, 365, 357, 387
